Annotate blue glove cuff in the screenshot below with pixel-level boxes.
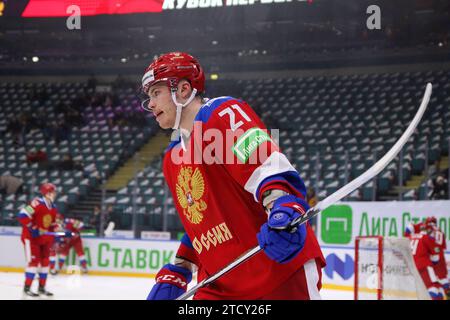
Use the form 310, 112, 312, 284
29, 227, 40, 238
163, 264, 193, 284
147, 264, 192, 300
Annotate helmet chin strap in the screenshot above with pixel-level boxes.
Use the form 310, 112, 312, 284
171, 88, 197, 151
171, 88, 197, 130
43, 195, 53, 208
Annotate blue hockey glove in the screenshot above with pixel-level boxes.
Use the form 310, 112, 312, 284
147, 264, 192, 300
29, 227, 40, 238
64, 231, 73, 238
257, 195, 308, 264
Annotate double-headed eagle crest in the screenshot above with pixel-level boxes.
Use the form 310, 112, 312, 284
43, 214, 52, 228
176, 167, 207, 224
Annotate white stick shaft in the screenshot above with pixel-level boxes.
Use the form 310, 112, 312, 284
316, 82, 432, 212
44, 232, 95, 237
177, 246, 261, 300
44, 232, 74, 236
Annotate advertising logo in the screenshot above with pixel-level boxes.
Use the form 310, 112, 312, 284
321, 205, 353, 244
324, 253, 354, 280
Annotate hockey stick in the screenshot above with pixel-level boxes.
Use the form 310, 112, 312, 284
104, 221, 115, 237
177, 83, 432, 300
44, 232, 96, 237
45, 221, 115, 237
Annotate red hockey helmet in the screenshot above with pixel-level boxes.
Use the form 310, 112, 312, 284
425, 216, 437, 227
40, 183, 56, 196
141, 52, 205, 95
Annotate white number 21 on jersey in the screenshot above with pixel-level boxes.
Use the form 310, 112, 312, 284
218, 104, 251, 131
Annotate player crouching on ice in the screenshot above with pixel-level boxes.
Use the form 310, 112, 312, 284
50, 214, 88, 275
17, 183, 67, 297
141, 52, 325, 300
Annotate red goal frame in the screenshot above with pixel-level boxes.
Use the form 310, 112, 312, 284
354, 236, 383, 300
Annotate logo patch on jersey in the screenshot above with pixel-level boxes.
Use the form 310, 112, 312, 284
25, 206, 35, 215
42, 214, 52, 229
232, 127, 272, 163
176, 167, 207, 225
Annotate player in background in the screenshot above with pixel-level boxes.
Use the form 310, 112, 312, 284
404, 219, 425, 237
407, 221, 445, 300
404, 216, 449, 299
50, 214, 88, 275
141, 52, 325, 300
425, 217, 449, 299
16, 183, 67, 297
49, 213, 65, 275
49, 236, 61, 275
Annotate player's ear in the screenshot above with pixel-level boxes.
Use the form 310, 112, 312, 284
178, 80, 193, 99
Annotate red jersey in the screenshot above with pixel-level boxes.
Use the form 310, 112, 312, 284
404, 221, 424, 237
430, 228, 448, 278
63, 218, 84, 233
163, 96, 325, 299
409, 233, 439, 271
17, 197, 58, 243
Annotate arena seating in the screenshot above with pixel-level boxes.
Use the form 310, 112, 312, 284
240, 70, 449, 200
0, 82, 157, 225
1, 69, 449, 232
106, 69, 449, 232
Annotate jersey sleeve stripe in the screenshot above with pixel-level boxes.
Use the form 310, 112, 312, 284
18, 210, 32, 219
244, 151, 297, 202
180, 233, 194, 249
256, 174, 307, 202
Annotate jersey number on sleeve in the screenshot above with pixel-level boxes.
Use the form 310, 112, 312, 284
410, 239, 419, 255
218, 104, 251, 131
434, 231, 444, 246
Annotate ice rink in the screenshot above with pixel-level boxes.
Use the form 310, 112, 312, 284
0, 271, 352, 300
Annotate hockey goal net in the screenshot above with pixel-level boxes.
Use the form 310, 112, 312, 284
354, 236, 430, 300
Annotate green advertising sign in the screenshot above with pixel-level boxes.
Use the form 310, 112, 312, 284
318, 201, 450, 248
64, 239, 179, 274
320, 205, 353, 244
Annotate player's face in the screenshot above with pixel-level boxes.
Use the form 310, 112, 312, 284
46, 191, 57, 203
147, 83, 177, 129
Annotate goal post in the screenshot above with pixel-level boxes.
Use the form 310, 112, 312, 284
354, 236, 430, 300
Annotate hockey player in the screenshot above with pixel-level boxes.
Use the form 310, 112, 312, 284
48, 237, 60, 275
404, 217, 449, 298
17, 183, 67, 297
49, 213, 65, 275
407, 221, 444, 300
425, 217, 449, 299
404, 220, 425, 237
142, 52, 325, 300
53, 215, 88, 274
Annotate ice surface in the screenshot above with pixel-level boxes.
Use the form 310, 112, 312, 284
0, 271, 352, 300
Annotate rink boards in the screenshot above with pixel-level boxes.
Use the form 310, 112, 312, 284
0, 234, 180, 277
1, 233, 448, 292
317, 200, 450, 292
1, 200, 449, 291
